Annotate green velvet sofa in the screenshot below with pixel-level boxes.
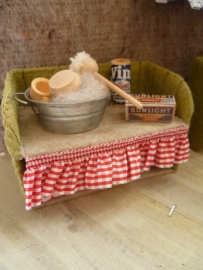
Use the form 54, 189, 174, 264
2, 62, 194, 194
187, 56, 203, 152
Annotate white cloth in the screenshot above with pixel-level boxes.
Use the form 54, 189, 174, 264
155, 0, 168, 3
188, 0, 203, 9
155, 0, 203, 9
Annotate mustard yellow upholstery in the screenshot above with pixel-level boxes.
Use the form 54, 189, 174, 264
187, 56, 203, 152
2, 62, 194, 190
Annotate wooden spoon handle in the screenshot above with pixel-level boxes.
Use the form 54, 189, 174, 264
94, 72, 143, 109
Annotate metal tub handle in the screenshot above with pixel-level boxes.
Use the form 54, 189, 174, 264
13, 92, 28, 105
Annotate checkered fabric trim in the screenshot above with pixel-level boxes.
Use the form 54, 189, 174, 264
23, 126, 189, 210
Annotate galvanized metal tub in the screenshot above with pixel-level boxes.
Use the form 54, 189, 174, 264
14, 88, 110, 134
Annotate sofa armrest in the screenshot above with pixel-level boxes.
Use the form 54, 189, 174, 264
187, 56, 203, 151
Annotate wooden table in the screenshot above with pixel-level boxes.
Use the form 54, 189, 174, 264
18, 104, 190, 210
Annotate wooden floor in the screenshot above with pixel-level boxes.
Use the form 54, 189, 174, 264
0, 150, 203, 270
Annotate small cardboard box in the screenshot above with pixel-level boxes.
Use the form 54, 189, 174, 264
125, 94, 176, 122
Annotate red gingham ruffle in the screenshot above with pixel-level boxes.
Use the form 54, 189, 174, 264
23, 126, 189, 210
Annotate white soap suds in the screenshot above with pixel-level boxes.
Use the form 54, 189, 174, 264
50, 72, 109, 104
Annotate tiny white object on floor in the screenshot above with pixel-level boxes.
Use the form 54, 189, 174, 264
168, 204, 177, 217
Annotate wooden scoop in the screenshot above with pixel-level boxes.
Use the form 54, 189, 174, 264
49, 70, 81, 96
30, 78, 50, 102
71, 58, 143, 109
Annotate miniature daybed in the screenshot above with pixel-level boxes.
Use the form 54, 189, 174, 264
2, 62, 194, 210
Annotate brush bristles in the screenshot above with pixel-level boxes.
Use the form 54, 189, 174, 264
69, 51, 94, 73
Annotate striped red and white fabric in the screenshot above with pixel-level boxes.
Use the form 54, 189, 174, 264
23, 126, 190, 210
